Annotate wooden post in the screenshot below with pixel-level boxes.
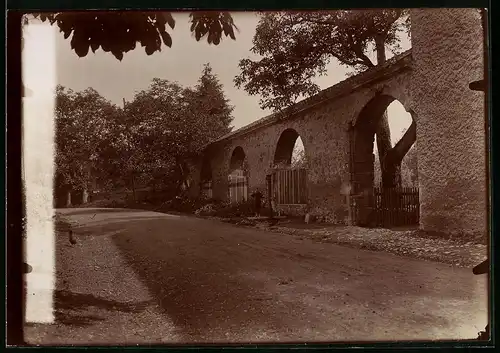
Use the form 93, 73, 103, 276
66, 188, 72, 207
266, 174, 274, 218
82, 188, 89, 204
131, 174, 137, 202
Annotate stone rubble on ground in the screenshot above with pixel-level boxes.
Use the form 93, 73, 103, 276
261, 225, 487, 268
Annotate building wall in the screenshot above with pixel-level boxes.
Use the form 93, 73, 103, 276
189, 10, 487, 238
410, 8, 487, 237
204, 64, 413, 224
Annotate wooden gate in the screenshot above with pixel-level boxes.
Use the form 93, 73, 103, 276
373, 186, 420, 227
228, 175, 248, 204
272, 168, 307, 205
201, 180, 213, 199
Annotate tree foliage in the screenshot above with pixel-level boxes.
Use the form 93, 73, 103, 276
55, 85, 122, 191
401, 144, 418, 186
125, 65, 233, 158
291, 147, 307, 168
290, 138, 307, 168
55, 65, 234, 199
31, 11, 238, 60
234, 10, 409, 111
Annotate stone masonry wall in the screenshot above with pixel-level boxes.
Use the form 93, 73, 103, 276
202, 60, 412, 223
188, 10, 488, 238
410, 9, 487, 236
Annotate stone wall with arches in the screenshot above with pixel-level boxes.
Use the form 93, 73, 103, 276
189, 9, 487, 237
195, 52, 414, 224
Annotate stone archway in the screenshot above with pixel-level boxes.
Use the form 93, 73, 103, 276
272, 129, 308, 206
350, 94, 417, 226
273, 128, 304, 167
200, 153, 213, 199
228, 146, 248, 203
229, 146, 247, 176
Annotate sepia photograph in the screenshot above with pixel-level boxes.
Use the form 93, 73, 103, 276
17, 8, 489, 346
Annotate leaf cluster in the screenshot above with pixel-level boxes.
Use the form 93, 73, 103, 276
33, 11, 238, 60
234, 10, 410, 112
55, 64, 234, 194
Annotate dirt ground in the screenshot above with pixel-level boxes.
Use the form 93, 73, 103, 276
24, 208, 489, 345
254, 219, 487, 268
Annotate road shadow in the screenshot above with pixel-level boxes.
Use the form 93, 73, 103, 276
52, 290, 154, 328
106, 218, 293, 341
49, 219, 157, 330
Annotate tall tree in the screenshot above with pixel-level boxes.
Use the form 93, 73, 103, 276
30, 11, 238, 60
120, 79, 185, 196
55, 85, 121, 205
124, 68, 234, 195
188, 63, 234, 138
234, 10, 412, 188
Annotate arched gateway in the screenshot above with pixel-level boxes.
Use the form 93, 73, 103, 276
349, 94, 418, 227
228, 146, 248, 203
271, 129, 308, 207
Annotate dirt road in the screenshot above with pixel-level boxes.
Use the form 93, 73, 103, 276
24, 208, 488, 345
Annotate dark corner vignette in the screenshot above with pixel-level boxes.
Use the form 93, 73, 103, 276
7, 10, 26, 346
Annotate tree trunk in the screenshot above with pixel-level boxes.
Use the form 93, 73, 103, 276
374, 35, 402, 188
382, 121, 417, 188
375, 111, 392, 167
131, 175, 137, 202
82, 163, 91, 204
384, 121, 417, 166
175, 157, 190, 195
66, 189, 72, 207
375, 35, 387, 65
82, 188, 89, 204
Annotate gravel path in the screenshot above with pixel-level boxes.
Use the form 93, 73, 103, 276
24, 210, 182, 345
214, 217, 488, 268
267, 225, 488, 268
24, 208, 488, 345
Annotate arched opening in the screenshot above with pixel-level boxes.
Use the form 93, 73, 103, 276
274, 128, 301, 167
272, 129, 308, 205
228, 146, 248, 203
373, 101, 417, 188
200, 153, 213, 199
291, 137, 306, 168
229, 146, 247, 176
351, 95, 417, 227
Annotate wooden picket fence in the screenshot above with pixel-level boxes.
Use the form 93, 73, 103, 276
373, 186, 419, 227
200, 180, 213, 199
272, 168, 308, 205
228, 175, 248, 204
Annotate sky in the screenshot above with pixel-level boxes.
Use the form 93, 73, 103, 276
25, 12, 413, 144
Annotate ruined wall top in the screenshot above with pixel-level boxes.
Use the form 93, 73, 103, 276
209, 49, 413, 147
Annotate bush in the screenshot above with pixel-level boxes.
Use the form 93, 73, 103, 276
143, 189, 177, 204
212, 200, 252, 218
156, 196, 215, 214
208, 199, 272, 218
194, 203, 218, 216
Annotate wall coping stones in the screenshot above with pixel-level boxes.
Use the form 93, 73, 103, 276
208, 49, 413, 147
